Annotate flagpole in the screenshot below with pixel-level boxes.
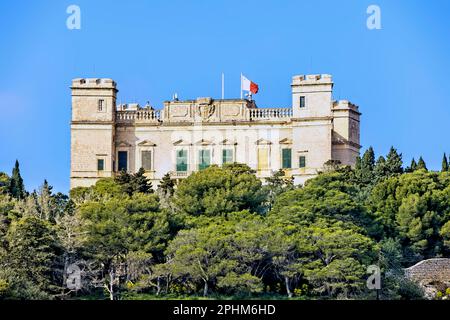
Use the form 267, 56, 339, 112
221, 73, 224, 99
240, 73, 243, 99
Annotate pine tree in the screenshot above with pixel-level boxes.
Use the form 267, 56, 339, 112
9, 160, 25, 199
357, 147, 376, 184
37, 180, 57, 221
115, 169, 133, 195
405, 158, 417, 173
442, 153, 449, 172
385, 146, 403, 175
417, 156, 427, 171
158, 172, 176, 198
130, 167, 153, 194
361, 147, 375, 171
374, 156, 387, 180
354, 156, 362, 171
408, 158, 418, 172
0, 173, 9, 195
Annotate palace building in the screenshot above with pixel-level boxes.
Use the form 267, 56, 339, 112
70, 74, 361, 189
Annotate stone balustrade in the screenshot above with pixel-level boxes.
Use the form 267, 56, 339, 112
170, 171, 190, 178
116, 107, 293, 123
249, 108, 292, 120
116, 110, 161, 122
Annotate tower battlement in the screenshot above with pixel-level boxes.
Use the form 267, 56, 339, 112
291, 74, 333, 86
71, 78, 117, 90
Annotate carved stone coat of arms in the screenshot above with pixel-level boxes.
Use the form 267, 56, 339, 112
197, 103, 215, 120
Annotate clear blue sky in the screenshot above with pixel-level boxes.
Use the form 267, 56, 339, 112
1, 0, 449, 193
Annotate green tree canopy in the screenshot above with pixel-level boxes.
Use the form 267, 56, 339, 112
3, 216, 60, 299
368, 170, 450, 262
173, 164, 266, 217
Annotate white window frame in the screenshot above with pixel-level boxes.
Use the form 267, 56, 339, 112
138, 147, 155, 172
117, 149, 130, 172
299, 96, 306, 109
174, 147, 189, 172
195, 146, 214, 170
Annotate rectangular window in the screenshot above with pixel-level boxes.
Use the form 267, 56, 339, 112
141, 150, 152, 171
299, 96, 306, 109
222, 149, 233, 164
97, 159, 104, 171
198, 150, 211, 171
98, 99, 104, 112
299, 156, 306, 168
118, 151, 128, 171
282, 149, 292, 169
176, 150, 188, 172
257, 148, 269, 171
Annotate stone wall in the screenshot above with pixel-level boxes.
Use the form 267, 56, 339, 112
405, 258, 450, 284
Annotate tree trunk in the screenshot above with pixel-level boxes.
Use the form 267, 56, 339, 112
156, 277, 161, 295
203, 281, 208, 297
285, 276, 293, 298
109, 268, 115, 300
62, 254, 69, 297
165, 275, 170, 294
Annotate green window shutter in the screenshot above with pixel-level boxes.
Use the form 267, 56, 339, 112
299, 156, 306, 168
176, 150, 188, 172
198, 150, 210, 170
97, 159, 104, 171
141, 151, 152, 170
222, 149, 233, 164
282, 149, 292, 169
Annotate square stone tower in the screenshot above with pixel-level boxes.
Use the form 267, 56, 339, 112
290, 74, 360, 184
290, 75, 334, 183
70, 78, 117, 188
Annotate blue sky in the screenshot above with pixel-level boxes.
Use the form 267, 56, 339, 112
0, 0, 449, 193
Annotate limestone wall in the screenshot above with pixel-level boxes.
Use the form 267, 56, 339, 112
405, 258, 450, 284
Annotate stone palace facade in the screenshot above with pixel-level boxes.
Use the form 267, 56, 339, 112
70, 74, 361, 189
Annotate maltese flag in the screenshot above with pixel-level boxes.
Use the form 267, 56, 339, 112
241, 74, 259, 94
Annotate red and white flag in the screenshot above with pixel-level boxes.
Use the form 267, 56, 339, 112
241, 74, 259, 94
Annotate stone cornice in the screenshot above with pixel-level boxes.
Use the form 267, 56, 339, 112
290, 116, 333, 122
332, 140, 361, 149
71, 121, 115, 125
116, 120, 292, 128
332, 108, 362, 116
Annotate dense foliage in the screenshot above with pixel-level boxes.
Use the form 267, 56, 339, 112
0, 150, 449, 300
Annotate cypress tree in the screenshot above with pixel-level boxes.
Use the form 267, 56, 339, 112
361, 147, 375, 171
442, 153, 449, 172
374, 156, 387, 180
385, 146, 403, 175
405, 158, 417, 173
9, 160, 25, 199
417, 156, 427, 171
410, 158, 417, 172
